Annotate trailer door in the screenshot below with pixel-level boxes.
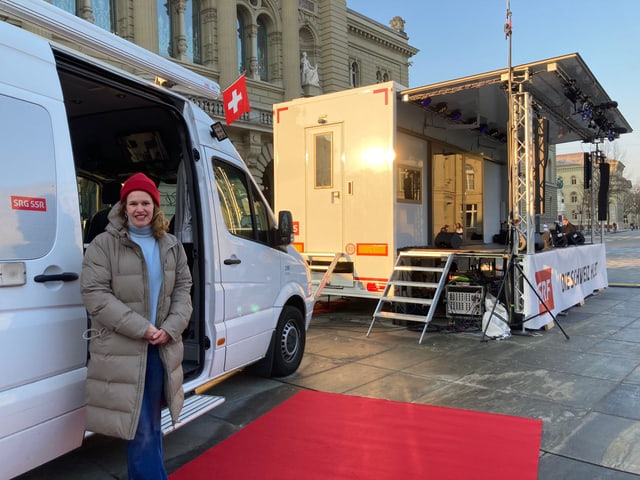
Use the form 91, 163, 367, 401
305, 124, 343, 252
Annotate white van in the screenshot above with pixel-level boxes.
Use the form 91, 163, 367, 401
0, 2, 313, 478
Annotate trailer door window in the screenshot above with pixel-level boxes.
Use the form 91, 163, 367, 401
314, 133, 333, 188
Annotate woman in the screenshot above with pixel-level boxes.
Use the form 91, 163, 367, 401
81, 172, 192, 479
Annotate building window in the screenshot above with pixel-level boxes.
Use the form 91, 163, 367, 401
52, 0, 75, 14
570, 192, 578, 203
93, 0, 116, 33
257, 16, 269, 81
185, 0, 202, 64
158, 0, 171, 57
465, 164, 476, 191
570, 175, 577, 185
237, 18, 246, 74
350, 61, 360, 87
377, 69, 390, 83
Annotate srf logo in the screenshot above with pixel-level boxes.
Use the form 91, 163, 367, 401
535, 268, 555, 313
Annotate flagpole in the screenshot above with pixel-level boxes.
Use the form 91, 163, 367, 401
504, 0, 517, 325
505, 0, 513, 232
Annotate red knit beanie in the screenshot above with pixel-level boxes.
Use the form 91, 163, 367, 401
120, 173, 161, 206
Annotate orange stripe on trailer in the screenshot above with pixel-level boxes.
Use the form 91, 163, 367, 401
292, 242, 304, 252
354, 276, 389, 282
356, 243, 388, 256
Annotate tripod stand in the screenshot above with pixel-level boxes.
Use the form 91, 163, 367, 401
481, 225, 569, 342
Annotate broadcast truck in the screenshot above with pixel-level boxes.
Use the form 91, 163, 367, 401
0, 1, 313, 478
273, 81, 506, 299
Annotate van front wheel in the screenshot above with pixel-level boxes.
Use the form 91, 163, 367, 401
272, 306, 306, 377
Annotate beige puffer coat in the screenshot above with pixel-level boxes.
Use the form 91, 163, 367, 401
81, 205, 193, 440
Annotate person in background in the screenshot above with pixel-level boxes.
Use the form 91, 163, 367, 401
81, 172, 193, 479
561, 218, 577, 235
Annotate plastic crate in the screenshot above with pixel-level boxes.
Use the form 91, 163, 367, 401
445, 285, 484, 318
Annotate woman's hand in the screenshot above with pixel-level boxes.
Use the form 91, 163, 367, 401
144, 325, 171, 345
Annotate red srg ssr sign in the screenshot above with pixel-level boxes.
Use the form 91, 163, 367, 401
11, 196, 47, 212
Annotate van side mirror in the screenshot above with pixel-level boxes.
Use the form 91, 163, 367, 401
277, 211, 294, 246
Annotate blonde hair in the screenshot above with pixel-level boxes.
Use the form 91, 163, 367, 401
118, 203, 169, 239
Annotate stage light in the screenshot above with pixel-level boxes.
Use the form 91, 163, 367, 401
596, 101, 618, 110
421, 97, 432, 107
478, 124, 489, 134
580, 101, 593, 120
563, 81, 581, 104
435, 102, 448, 114
449, 110, 462, 121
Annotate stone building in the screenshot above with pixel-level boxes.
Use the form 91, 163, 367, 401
23, 0, 418, 205
557, 152, 628, 229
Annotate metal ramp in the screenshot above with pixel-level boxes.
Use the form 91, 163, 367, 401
302, 252, 346, 300
367, 250, 455, 344
161, 394, 225, 436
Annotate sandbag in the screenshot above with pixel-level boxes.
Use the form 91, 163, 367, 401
482, 293, 511, 339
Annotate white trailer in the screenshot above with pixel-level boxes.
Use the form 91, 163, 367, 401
273, 81, 508, 299
273, 57, 628, 335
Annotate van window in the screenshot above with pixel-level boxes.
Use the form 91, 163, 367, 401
214, 159, 272, 244
0, 95, 57, 260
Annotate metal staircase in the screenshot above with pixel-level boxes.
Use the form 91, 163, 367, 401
302, 252, 346, 300
367, 250, 455, 344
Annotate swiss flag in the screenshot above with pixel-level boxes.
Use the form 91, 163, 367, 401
222, 74, 250, 125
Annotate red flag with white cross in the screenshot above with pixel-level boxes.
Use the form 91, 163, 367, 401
222, 74, 250, 125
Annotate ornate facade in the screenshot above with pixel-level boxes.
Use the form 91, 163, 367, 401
30, 0, 418, 205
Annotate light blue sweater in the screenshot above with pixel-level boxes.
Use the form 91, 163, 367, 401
129, 224, 162, 326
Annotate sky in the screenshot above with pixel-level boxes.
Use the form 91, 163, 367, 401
349, 0, 640, 182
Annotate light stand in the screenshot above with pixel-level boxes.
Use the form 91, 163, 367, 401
481, 223, 570, 342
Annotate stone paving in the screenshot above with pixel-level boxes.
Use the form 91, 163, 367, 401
16, 230, 640, 479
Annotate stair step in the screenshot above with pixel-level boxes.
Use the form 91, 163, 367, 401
394, 265, 445, 273
161, 394, 225, 435
389, 280, 439, 289
374, 310, 429, 323
381, 295, 434, 305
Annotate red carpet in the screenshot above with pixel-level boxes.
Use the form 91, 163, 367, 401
170, 390, 542, 480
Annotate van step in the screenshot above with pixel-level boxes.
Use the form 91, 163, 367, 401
161, 394, 225, 435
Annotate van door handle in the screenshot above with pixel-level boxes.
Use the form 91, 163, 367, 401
34, 272, 79, 283
223, 258, 242, 265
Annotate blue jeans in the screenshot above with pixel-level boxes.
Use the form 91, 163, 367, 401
127, 345, 167, 480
